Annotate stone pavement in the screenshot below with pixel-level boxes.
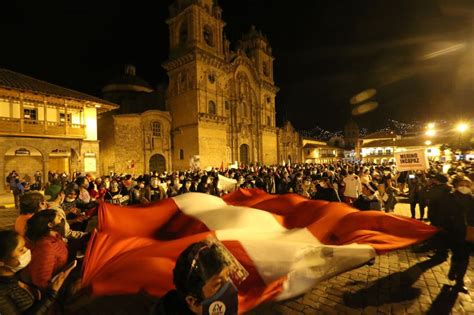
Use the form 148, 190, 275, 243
1, 194, 473, 314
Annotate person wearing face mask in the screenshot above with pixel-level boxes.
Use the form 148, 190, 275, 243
149, 175, 166, 201
130, 180, 149, 204
153, 238, 248, 315
0, 230, 76, 314
439, 175, 474, 292
24, 210, 69, 290
45, 186, 88, 241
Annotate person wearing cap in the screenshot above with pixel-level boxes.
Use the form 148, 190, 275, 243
153, 239, 246, 315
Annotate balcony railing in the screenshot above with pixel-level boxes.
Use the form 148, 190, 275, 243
0, 117, 85, 138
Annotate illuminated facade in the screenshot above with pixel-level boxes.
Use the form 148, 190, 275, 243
360, 131, 443, 163
164, 0, 278, 170
0, 68, 117, 191
302, 138, 345, 164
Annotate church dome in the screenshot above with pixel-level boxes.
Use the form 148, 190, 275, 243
102, 65, 154, 93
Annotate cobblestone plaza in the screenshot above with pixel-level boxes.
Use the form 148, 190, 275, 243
1, 194, 472, 314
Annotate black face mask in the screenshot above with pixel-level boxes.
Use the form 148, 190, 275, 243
201, 281, 238, 315
51, 219, 66, 237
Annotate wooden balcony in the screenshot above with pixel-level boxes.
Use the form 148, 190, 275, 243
0, 117, 85, 138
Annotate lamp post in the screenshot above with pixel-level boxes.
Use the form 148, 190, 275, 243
456, 122, 469, 160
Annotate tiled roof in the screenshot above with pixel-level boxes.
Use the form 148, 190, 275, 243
0, 68, 118, 108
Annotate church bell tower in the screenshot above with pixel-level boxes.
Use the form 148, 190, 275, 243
164, 0, 228, 170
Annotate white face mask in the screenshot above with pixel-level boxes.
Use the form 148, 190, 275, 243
0, 249, 31, 273
65, 197, 76, 202
457, 186, 472, 195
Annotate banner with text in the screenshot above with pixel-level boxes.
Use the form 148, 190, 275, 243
394, 149, 429, 171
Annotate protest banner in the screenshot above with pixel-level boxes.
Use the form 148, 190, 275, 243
394, 149, 429, 171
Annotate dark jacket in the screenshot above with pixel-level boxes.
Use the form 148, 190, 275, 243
427, 183, 452, 227
0, 274, 57, 315
152, 290, 194, 315
313, 186, 340, 202
353, 194, 381, 211
442, 191, 474, 242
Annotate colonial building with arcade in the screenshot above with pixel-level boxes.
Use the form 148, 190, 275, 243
0, 69, 117, 191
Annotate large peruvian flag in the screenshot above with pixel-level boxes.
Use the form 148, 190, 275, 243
82, 189, 438, 313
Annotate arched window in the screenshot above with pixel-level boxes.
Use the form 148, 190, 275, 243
203, 25, 214, 47
179, 149, 184, 160
208, 100, 216, 115
179, 21, 188, 45
151, 121, 161, 136
266, 116, 271, 126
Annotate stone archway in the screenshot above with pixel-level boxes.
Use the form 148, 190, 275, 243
149, 154, 166, 173
4, 146, 43, 185
239, 144, 250, 165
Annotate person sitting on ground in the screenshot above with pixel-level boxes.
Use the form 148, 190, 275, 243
24, 210, 69, 290
154, 238, 247, 315
15, 192, 48, 237
0, 230, 76, 315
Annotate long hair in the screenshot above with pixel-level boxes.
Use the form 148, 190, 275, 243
25, 210, 57, 242
0, 230, 19, 261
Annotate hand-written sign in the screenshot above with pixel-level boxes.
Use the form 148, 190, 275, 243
394, 149, 428, 171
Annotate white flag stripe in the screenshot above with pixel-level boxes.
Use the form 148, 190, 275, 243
172, 193, 376, 300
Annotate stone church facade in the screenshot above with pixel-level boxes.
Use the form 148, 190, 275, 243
164, 0, 278, 170
99, 0, 284, 174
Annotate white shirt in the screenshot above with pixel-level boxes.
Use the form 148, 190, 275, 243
343, 174, 362, 198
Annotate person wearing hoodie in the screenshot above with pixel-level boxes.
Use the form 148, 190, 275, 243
440, 175, 474, 293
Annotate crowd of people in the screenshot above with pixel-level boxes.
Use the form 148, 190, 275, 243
1, 160, 473, 313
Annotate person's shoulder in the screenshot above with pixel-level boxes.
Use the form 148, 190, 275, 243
152, 290, 193, 315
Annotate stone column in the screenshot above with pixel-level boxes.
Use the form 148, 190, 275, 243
19, 94, 24, 132
64, 101, 68, 135
43, 99, 48, 131
42, 156, 49, 187
0, 147, 5, 192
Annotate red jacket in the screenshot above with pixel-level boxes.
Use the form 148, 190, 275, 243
26, 235, 68, 290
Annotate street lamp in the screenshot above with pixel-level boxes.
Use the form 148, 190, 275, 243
425, 140, 432, 146
425, 129, 436, 137
425, 122, 436, 137
456, 122, 469, 161
456, 122, 468, 133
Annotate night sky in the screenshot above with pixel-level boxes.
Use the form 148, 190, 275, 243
2, 0, 474, 131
